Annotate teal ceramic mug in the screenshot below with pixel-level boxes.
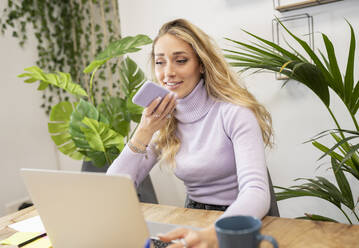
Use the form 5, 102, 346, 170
215, 215, 278, 248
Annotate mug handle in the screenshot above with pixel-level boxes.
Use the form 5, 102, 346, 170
257, 234, 278, 248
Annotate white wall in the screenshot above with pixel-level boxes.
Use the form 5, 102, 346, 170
0, 1, 81, 217
117, 0, 359, 223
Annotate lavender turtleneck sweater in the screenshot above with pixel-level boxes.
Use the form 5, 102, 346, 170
107, 80, 270, 219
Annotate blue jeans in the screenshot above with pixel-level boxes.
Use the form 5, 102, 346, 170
185, 197, 228, 211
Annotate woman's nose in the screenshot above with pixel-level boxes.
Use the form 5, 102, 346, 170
164, 63, 176, 77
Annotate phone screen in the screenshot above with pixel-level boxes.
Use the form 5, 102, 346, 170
150, 237, 174, 248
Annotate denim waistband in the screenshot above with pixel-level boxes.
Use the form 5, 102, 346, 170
185, 198, 228, 211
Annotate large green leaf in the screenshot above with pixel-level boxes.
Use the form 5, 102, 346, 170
82, 146, 121, 167
80, 117, 124, 153
119, 56, 146, 96
119, 56, 145, 123
97, 57, 145, 138
18, 66, 88, 97
68, 99, 123, 167
127, 96, 143, 116
84, 150, 108, 167
48, 101, 84, 160
69, 99, 100, 151
98, 97, 127, 135
83, 34, 152, 73
291, 62, 330, 106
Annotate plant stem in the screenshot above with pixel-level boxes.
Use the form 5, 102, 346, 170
326, 106, 345, 140
89, 67, 98, 105
338, 207, 352, 224
104, 150, 111, 166
326, 106, 342, 130
350, 113, 359, 131
353, 210, 359, 222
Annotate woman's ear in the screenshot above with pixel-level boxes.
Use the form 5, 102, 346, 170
200, 63, 205, 74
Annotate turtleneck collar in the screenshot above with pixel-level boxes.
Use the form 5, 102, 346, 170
174, 79, 215, 123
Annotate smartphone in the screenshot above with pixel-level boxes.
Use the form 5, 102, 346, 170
150, 237, 174, 248
132, 81, 171, 107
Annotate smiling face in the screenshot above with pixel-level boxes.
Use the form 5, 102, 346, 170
154, 34, 203, 99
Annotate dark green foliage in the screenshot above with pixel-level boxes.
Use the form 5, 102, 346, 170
19, 34, 151, 167
225, 20, 359, 224
0, 0, 121, 115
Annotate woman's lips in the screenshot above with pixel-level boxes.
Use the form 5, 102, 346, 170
165, 81, 183, 90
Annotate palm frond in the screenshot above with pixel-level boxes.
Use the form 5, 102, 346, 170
344, 22, 356, 109
322, 33, 344, 96
351, 80, 359, 113
241, 30, 301, 61
275, 18, 333, 84
297, 213, 339, 222
331, 158, 354, 209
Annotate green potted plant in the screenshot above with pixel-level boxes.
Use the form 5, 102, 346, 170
18, 34, 158, 203
224, 20, 359, 223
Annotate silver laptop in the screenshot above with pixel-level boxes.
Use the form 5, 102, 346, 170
20, 168, 190, 248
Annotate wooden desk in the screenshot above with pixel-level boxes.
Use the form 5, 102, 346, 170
1, 203, 359, 247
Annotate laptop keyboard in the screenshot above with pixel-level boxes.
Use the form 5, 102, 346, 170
151, 238, 173, 248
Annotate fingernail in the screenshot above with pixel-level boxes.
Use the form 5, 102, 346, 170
157, 97, 162, 101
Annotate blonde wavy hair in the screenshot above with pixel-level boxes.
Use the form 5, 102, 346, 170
150, 19, 273, 166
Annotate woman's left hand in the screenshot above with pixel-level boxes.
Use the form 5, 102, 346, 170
158, 225, 218, 248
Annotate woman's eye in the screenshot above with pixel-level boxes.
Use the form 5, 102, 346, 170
155, 61, 164, 65
177, 59, 187, 64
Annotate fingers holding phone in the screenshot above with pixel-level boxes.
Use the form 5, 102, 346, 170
142, 92, 177, 130
132, 92, 176, 148
149, 92, 177, 119
132, 81, 177, 136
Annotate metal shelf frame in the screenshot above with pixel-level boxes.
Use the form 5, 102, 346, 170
272, 13, 314, 80
273, 0, 343, 12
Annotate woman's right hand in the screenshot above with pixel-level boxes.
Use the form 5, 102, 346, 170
132, 92, 177, 146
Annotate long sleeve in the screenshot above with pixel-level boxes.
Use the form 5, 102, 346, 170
106, 143, 158, 187
221, 105, 270, 219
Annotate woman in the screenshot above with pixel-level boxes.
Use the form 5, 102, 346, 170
107, 18, 273, 248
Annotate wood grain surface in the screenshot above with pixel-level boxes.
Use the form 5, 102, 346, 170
1, 204, 358, 247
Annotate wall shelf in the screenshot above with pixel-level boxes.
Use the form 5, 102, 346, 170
274, 0, 343, 12
271, 13, 314, 80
